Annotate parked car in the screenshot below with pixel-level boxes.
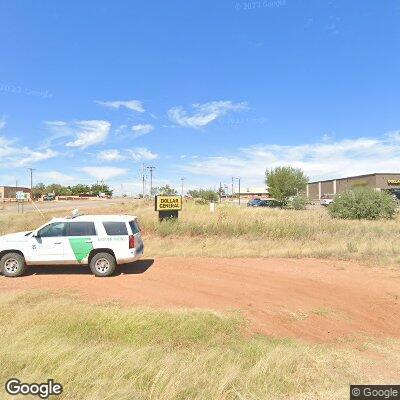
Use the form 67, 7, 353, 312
0, 212, 144, 277
43, 194, 56, 201
320, 198, 334, 206
247, 198, 264, 207
247, 199, 282, 208
263, 199, 282, 208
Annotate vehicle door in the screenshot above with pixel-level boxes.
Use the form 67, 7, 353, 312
102, 221, 129, 252
29, 222, 67, 264
64, 221, 97, 264
129, 220, 143, 253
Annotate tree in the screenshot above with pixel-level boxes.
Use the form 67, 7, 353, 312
32, 183, 46, 199
71, 184, 91, 195
188, 188, 218, 202
159, 185, 178, 195
151, 187, 160, 196
32, 183, 113, 198
266, 166, 308, 205
91, 183, 113, 196
46, 184, 72, 196
328, 188, 396, 220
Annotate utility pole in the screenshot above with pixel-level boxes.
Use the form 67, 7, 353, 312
181, 177, 185, 197
233, 177, 241, 205
141, 164, 146, 198
238, 177, 241, 206
146, 166, 155, 197
219, 182, 222, 203
28, 168, 35, 197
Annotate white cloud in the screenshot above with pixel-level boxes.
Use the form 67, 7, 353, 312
168, 100, 248, 128
65, 120, 111, 149
128, 147, 158, 162
15, 148, 58, 167
36, 171, 76, 185
81, 166, 129, 180
132, 124, 153, 138
97, 149, 125, 161
182, 132, 400, 185
45, 120, 111, 149
0, 136, 58, 167
95, 100, 145, 113
0, 116, 6, 130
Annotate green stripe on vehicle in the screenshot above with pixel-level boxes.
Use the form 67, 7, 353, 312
68, 237, 93, 262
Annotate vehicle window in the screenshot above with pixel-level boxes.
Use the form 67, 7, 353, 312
129, 220, 140, 234
38, 222, 66, 237
103, 222, 128, 236
67, 222, 97, 236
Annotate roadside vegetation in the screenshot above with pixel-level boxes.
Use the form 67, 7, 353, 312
33, 182, 113, 198
1, 291, 399, 400
1, 201, 400, 266
266, 166, 308, 206
328, 187, 396, 220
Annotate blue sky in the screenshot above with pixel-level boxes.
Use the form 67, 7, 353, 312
1, 0, 400, 194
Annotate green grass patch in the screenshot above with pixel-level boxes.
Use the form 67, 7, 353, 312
0, 291, 397, 399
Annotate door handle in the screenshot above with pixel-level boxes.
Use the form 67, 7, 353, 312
85, 240, 92, 243
54, 242, 62, 245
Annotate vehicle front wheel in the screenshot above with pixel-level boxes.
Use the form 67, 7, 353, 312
1, 252, 27, 277
89, 252, 116, 277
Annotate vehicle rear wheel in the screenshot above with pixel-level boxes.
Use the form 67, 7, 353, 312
1, 252, 26, 277
90, 252, 116, 277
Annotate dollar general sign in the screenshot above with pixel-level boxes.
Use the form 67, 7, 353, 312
155, 195, 182, 211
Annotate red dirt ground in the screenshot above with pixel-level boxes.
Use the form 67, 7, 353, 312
1, 257, 400, 342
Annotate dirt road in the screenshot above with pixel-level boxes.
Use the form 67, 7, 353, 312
1, 257, 399, 342
0, 197, 131, 214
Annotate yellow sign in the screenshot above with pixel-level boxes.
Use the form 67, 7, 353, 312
155, 195, 182, 211
388, 180, 400, 185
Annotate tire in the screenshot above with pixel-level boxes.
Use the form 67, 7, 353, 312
89, 252, 116, 277
1, 252, 27, 277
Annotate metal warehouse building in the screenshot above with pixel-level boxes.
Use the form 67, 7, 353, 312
306, 173, 400, 200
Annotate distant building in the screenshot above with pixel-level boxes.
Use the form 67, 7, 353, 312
237, 187, 269, 198
307, 173, 400, 200
0, 186, 31, 200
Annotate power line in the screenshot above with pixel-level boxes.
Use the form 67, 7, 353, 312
181, 177, 185, 197
140, 164, 147, 198
146, 166, 155, 197
28, 168, 35, 196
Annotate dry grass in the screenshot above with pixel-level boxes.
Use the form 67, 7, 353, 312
1, 200, 400, 266
0, 291, 398, 400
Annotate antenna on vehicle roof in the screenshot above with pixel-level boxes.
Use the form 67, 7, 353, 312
71, 209, 80, 218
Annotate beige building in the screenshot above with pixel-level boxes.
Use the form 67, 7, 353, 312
307, 173, 400, 200
0, 186, 31, 200
238, 187, 269, 199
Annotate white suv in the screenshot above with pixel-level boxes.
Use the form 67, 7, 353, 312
0, 214, 144, 277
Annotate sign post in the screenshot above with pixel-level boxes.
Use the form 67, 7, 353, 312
16, 191, 28, 214
155, 195, 182, 221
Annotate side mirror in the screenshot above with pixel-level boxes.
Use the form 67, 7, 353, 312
32, 230, 39, 238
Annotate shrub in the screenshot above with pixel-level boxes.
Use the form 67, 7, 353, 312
287, 195, 308, 210
328, 188, 396, 220
266, 166, 308, 205
194, 198, 209, 205
188, 189, 219, 202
